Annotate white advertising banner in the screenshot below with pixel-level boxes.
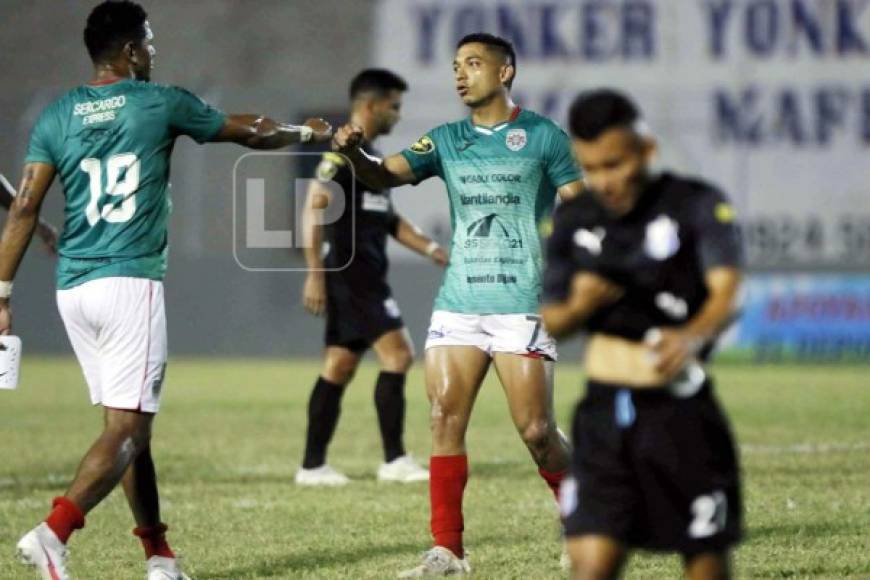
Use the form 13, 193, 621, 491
374, 0, 870, 268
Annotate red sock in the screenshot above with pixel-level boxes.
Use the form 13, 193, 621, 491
430, 455, 468, 558
538, 467, 567, 502
133, 523, 175, 559
44, 497, 85, 544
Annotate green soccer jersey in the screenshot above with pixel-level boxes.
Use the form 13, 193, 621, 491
400, 108, 580, 314
25, 79, 226, 290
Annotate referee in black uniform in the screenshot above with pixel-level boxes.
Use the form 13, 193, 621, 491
541, 89, 744, 579
296, 69, 448, 486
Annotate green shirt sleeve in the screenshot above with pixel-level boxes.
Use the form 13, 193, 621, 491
164, 86, 226, 144
25, 106, 59, 166
399, 131, 441, 183
544, 125, 581, 189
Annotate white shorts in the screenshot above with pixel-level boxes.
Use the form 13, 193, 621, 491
425, 310, 557, 360
57, 277, 167, 413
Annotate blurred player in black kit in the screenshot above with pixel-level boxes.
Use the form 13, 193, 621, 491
296, 69, 447, 486
541, 89, 744, 580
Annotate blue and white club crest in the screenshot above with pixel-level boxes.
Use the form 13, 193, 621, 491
644, 215, 680, 260
574, 227, 606, 256
505, 128, 527, 151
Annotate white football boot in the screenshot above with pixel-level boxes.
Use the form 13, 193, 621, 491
146, 556, 190, 580
398, 546, 471, 577
16, 523, 70, 580
377, 455, 429, 483
294, 464, 350, 486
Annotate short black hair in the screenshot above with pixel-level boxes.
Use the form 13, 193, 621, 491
456, 33, 517, 89
84, 0, 148, 63
349, 69, 408, 100
568, 89, 641, 140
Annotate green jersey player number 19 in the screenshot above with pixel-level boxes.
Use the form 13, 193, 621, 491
0, 3, 331, 580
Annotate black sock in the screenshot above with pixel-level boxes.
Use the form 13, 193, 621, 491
302, 376, 347, 469
374, 371, 407, 463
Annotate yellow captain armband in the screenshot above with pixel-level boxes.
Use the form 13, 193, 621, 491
539, 217, 554, 238
714, 202, 736, 224
316, 152, 346, 183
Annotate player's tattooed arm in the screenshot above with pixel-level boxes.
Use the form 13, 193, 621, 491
540, 272, 623, 340
648, 267, 742, 378
331, 124, 417, 191
0, 163, 56, 332
392, 215, 448, 267
212, 114, 332, 149
0, 173, 57, 254
34, 219, 59, 254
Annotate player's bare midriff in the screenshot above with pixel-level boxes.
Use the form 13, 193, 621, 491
584, 333, 680, 388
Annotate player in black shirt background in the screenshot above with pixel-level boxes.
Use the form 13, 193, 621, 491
296, 69, 448, 486
541, 89, 744, 579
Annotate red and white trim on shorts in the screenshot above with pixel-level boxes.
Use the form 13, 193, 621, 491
521, 350, 554, 361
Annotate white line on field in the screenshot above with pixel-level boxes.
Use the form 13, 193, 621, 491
741, 442, 868, 455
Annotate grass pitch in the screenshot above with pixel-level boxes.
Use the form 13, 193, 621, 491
0, 358, 868, 579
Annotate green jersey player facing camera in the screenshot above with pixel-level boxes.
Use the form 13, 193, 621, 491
0, 2, 331, 579
333, 32, 584, 577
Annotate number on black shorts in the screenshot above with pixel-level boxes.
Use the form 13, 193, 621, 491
689, 490, 727, 538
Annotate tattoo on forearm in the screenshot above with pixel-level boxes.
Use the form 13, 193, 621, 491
19, 168, 35, 202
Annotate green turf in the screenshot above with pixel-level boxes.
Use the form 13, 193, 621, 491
1, 358, 868, 579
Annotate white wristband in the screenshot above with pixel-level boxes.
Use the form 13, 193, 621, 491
425, 241, 440, 257
278, 123, 314, 143
298, 125, 314, 143
0, 281, 12, 299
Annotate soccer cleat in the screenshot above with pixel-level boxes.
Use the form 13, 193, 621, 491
397, 546, 471, 577
378, 455, 429, 483
146, 556, 190, 580
16, 523, 70, 580
294, 464, 350, 486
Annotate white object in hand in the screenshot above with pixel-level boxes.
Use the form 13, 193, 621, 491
0, 335, 22, 390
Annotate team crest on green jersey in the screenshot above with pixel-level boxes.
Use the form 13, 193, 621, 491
409, 135, 435, 154
505, 128, 527, 151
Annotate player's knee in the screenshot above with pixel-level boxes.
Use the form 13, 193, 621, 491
429, 400, 466, 442
519, 418, 552, 450
568, 537, 626, 579
381, 347, 414, 373
684, 551, 731, 580
106, 415, 152, 453
571, 563, 618, 580
323, 354, 359, 384
324, 366, 356, 385
129, 428, 152, 453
